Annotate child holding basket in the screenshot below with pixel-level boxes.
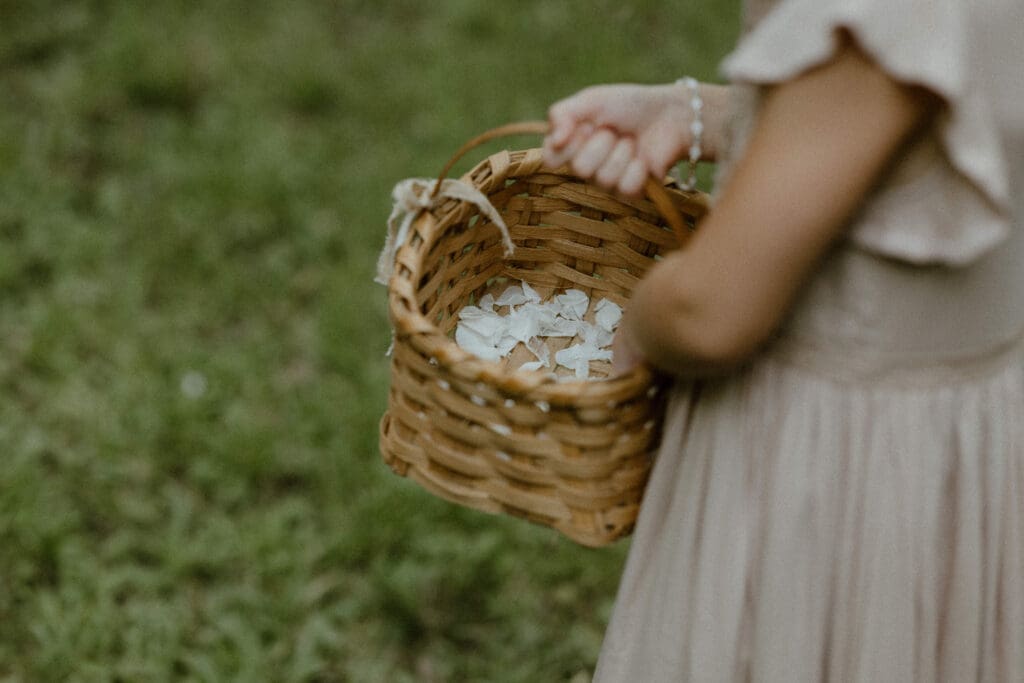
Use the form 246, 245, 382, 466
544, 0, 1024, 679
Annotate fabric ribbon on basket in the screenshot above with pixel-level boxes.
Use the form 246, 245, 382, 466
375, 177, 514, 286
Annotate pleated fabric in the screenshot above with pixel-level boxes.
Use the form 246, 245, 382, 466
595, 350, 1024, 682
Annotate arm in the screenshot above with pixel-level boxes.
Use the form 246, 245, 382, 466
543, 81, 733, 195
616, 38, 939, 376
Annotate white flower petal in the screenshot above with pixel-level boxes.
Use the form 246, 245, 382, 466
555, 289, 589, 320
496, 334, 519, 356
541, 317, 581, 338
455, 325, 503, 361
521, 281, 542, 303
594, 299, 623, 332
458, 305, 487, 320
495, 285, 529, 307
505, 307, 540, 342
574, 360, 589, 380
461, 315, 506, 343
580, 321, 613, 349
554, 344, 584, 367
525, 337, 551, 366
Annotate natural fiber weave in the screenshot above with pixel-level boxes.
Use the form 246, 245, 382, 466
380, 126, 709, 547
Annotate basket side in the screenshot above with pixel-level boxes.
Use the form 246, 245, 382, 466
381, 147, 706, 546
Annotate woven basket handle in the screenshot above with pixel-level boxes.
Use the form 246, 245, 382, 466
430, 121, 691, 246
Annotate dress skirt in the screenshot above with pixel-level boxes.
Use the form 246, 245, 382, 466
594, 338, 1024, 682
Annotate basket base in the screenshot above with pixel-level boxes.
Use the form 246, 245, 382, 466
380, 409, 646, 547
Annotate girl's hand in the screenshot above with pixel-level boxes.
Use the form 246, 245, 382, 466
543, 84, 689, 196
543, 82, 728, 196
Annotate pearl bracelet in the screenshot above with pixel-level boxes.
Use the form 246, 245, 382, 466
676, 76, 703, 191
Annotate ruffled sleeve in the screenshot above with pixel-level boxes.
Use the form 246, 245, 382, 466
720, 0, 1011, 266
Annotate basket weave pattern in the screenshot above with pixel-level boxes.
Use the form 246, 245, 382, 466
380, 146, 708, 547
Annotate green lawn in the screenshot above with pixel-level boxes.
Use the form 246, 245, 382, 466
0, 2, 739, 680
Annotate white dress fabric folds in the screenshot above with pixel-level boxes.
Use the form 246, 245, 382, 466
594, 0, 1024, 680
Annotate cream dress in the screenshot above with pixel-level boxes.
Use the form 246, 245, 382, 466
594, 0, 1024, 680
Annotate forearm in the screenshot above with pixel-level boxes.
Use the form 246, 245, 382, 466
621, 250, 760, 377
618, 42, 936, 379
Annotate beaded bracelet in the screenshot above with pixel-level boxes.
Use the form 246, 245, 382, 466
676, 76, 703, 191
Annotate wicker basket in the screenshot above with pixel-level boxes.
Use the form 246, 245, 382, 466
379, 122, 709, 547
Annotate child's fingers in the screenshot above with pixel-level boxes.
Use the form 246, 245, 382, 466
544, 121, 594, 169
618, 158, 649, 197
547, 111, 577, 149
546, 84, 626, 154
547, 90, 596, 149
595, 137, 636, 189
542, 136, 564, 168
571, 128, 617, 178
542, 122, 575, 166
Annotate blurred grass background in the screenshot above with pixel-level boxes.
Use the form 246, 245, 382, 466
0, 1, 739, 680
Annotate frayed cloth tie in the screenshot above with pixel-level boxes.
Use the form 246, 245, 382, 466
375, 178, 514, 286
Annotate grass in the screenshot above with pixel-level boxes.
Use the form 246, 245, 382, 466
0, 1, 739, 680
